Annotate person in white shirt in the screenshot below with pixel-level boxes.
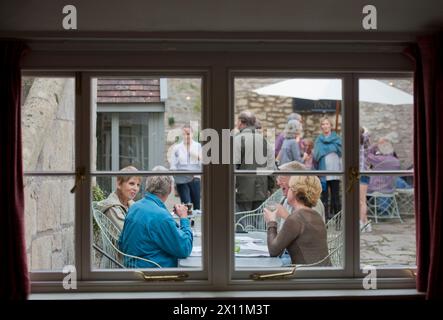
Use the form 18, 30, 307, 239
168, 124, 202, 210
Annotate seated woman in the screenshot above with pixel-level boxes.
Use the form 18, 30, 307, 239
96, 166, 141, 231
264, 175, 331, 266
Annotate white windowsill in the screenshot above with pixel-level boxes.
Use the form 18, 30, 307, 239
30, 289, 422, 300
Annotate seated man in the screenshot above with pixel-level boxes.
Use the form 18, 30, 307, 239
366, 138, 401, 215
119, 166, 193, 268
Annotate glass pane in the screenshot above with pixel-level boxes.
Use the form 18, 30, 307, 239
21, 77, 75, 172
24, 176, 75, 271
91, 175, 203, 270
234, 77, 343, 172
91, 77, 203, 270
358, 77, 416, 268
359, 78, 413, 172
233, 77, 344, 272
234, 175, 344, 269
93, 77, 202, 172
360, 175, 416, 267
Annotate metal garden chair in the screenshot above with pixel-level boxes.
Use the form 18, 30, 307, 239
366, 192, 403, 223
92, 204, 161, 268
234, 189, 284, 232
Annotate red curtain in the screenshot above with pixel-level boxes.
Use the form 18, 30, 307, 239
0, 40, 30, 300
405, 34, 443, 299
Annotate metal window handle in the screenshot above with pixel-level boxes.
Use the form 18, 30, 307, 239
70, 166, 86, 194
135, 271, 189, 281
250, 266, 296, 280
346, 166, 360, 193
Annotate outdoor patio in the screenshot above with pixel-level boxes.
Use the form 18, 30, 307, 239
360, 217, 416, 267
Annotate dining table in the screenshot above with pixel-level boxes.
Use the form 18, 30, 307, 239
178, 229, 283, 268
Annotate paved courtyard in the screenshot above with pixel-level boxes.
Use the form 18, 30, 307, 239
167, 191, 417, 268
360, 217, 416, 267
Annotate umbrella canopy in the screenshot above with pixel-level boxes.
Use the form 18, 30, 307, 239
254, 79, 413, 105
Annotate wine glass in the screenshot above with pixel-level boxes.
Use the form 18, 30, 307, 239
266, 200, 278, 212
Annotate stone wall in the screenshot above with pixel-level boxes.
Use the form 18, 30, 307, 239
234, 78, 413, 169
23, 78, 75, 270
361, 80, 414, 169
360, 103, 413, 169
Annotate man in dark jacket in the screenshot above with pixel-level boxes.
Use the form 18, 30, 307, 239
234, 111, 275, 212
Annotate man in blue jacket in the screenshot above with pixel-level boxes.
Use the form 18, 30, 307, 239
119, 166, 193, 268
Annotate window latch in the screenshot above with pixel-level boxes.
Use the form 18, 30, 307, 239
346, 166, 360, 194
135, 271, 189, 281
70, 166, 86, 193
250, 266, 296, 281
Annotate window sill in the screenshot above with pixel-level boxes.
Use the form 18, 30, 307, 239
30, 289, 423, 300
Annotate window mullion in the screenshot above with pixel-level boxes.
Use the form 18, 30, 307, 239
77, 72, 92, 281
346, 73, 361, 277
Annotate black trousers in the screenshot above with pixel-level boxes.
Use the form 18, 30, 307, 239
321, 179, 341, 220
176, 178, 201, 210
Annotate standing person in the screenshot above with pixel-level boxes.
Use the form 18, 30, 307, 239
276, 121, 302, 166
169, 124, 202, 210
96, 166, 141, 231
275, 113, 303, 157
359, 127, 372, 232
301, 138, 315, 170
234, 110, 275, 212
314, 117, 342, 220
119, 166, 193, 268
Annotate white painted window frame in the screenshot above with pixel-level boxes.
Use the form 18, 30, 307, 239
22, 44, 417, 294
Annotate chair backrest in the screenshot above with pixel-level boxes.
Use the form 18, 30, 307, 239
92, 204, 161, 268
325, 210, 344, 267
234, 189, 283, 232
366, 192, 402, 222
395, 188, 414, 216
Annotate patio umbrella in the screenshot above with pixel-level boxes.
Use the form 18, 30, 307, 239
254, 79, 413, 130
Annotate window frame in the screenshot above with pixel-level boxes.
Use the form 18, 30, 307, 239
22, 72, 78, 283
84, 71, 210, 284
354, 73, 416, 279
22, 47, 417, 293
229, 71, 416, 285
229, 72, 351, 281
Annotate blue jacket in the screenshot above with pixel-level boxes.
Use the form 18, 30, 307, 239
119, 193, 193, 268
313, 132, 342, 171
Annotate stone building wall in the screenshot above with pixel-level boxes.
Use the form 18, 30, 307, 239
360, 79, 414, 169
23, 78, 75, 270
234, 78, 413, 169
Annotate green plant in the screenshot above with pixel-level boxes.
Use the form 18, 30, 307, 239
92, 185, 106, 236
92, 185, 106, 202
193, 99, 201, 113
168, 116, 175, 127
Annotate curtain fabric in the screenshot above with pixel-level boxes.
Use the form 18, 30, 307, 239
0, 40, 30, 300
404, 34, 443, 300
